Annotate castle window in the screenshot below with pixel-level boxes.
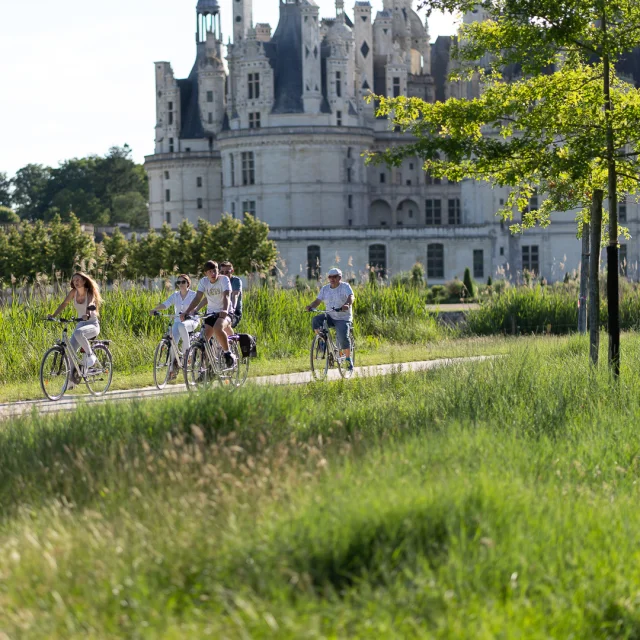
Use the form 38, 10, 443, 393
619, 199, 627, 223
242, 152, 255, 185
166, 211, 171, 225
230, 155, 235, 187
347, 167, 352, 183
426, 199, 442, 225
380, 172, 386, 184
474, 249, 484, 278
164, 171, 170, 180
369, 244, 387, 278
169, 138, 174, 153
231, 202, 236, 219
206, 90, 213, 102
393, 77, 401, 97
427, 244, 444, 278
307, 245, 321, 280
448, 198, 461, 225
248, 73, 260, 100
522, 245, 539, 274
242, 200, 256, 219
336, 110, 342, 126
208, 112, 213, 124
197, 198, 203, 210
249, 112, 261, 129
168, 112, 173, 125
336, 71, 342, 97
165, 189, 171, 202
347, 147, 352, 159
348, 195, 353, 209
197, 176, 203, 188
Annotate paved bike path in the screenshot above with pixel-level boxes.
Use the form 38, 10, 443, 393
0, 356, 494, 420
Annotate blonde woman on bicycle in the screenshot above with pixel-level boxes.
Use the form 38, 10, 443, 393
48, 272, 103, 384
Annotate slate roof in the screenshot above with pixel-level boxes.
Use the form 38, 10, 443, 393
178, 58, 206, 139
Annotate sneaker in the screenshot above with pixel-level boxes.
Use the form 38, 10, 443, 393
223, 351, 236, 368
346, 357, 354, 372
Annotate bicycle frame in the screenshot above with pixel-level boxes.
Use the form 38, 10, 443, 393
54, 319, 90, 380
310, 311, 351, 366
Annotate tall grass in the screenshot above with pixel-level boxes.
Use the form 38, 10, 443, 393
467, 283, 640, 335
3, 336, 640, 635
0, 283, 443, 383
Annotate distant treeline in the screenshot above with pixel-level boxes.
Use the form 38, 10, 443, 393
0, 145, 149, 228
0, 214, 277, 283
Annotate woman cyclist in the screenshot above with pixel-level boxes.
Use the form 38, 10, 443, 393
150, 273, 201, 357
48, 272, 103, 385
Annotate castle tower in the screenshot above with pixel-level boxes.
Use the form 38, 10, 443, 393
300, 1, 322, 114
354, 2, 374, 97
233, 0, 253, 43
154, 62, 180, 154
422, 16, 432, 75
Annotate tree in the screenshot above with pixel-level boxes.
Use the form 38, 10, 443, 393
463, 267, 476, 299
0, 206, 19, 224
111, 192, 149, 228
101, 228, 131, 280
11, 164, 52, 220
232, 214, 278, 275
377, 0, 640, 374
0, 172, 11, 208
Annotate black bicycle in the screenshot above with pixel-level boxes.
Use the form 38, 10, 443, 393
308, 309, 356, 381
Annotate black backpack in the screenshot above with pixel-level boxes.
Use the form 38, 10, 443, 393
237, 334, 257, 358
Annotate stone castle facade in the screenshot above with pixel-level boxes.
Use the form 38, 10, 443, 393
145, 0, 640, 283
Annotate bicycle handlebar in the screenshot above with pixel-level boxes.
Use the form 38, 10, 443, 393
46, 317, 85, 324
306, 307, 345, 313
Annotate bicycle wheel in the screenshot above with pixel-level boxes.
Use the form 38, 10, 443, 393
153, 339, 172, 390
337, 328, 356, 379
184, 342, 209, 391
85, 344, 113, 396
223, 340, 249, 390
310, 334, 330, 381
40, 346, 71, 401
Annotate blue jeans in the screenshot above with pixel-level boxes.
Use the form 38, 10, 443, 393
312, 315, 352, 350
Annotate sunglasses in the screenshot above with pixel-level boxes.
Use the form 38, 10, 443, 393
176, 280, 188, 285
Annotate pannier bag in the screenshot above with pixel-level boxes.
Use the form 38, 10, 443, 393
237, 334, 257, 358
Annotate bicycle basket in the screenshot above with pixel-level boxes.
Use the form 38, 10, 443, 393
237, 334, 257, 358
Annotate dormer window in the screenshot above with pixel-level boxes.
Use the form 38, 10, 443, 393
393, 77, 401, 97
249, 112, 261, 129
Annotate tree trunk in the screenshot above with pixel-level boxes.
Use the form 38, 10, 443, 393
603, 46, 620, 377
578, 221, 590, 334
589, 190, 603, 366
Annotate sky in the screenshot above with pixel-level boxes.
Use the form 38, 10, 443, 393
0, 1, 459, 178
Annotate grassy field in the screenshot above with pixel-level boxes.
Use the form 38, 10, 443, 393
2, 334, 640, 636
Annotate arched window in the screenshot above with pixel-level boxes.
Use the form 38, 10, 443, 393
307, 245, 321, 280
427, 243, 444, 278
369, 244, 387, 278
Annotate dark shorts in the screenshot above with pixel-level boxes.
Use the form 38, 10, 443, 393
231, 314, 241, 329
204, 312, 232, 328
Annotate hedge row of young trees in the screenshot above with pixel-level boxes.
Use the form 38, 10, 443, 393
0, 214, 278, 284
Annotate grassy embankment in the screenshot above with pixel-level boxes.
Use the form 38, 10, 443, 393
3, 335, 640, 636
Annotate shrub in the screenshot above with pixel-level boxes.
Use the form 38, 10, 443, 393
463, 267, 476, 299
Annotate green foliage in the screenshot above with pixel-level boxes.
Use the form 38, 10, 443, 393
0, 172, 11, 208
411, 262, 426, 288
463, 267, 476, 299
8, 146, 148, 225
0, 206, 19, 224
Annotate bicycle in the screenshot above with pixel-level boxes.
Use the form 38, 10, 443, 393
308, 309, 356, 381
151, 312, 198, 390
41, 315, 113, 401
183, 314, 249, 391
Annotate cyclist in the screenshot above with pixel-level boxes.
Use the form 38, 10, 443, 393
305, 267, 355, 371
219, 261, 242, 332
150, 274, 201, 378
181, 260, 235, 367
48, 271, 103, 386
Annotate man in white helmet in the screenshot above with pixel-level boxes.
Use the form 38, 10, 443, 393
306, 267, 355, 371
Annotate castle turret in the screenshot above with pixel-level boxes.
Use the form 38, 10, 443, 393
354, 1, 374, 113
300, 1, 322, 114
154, 62, 180, 154
233, 0, 253, 43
